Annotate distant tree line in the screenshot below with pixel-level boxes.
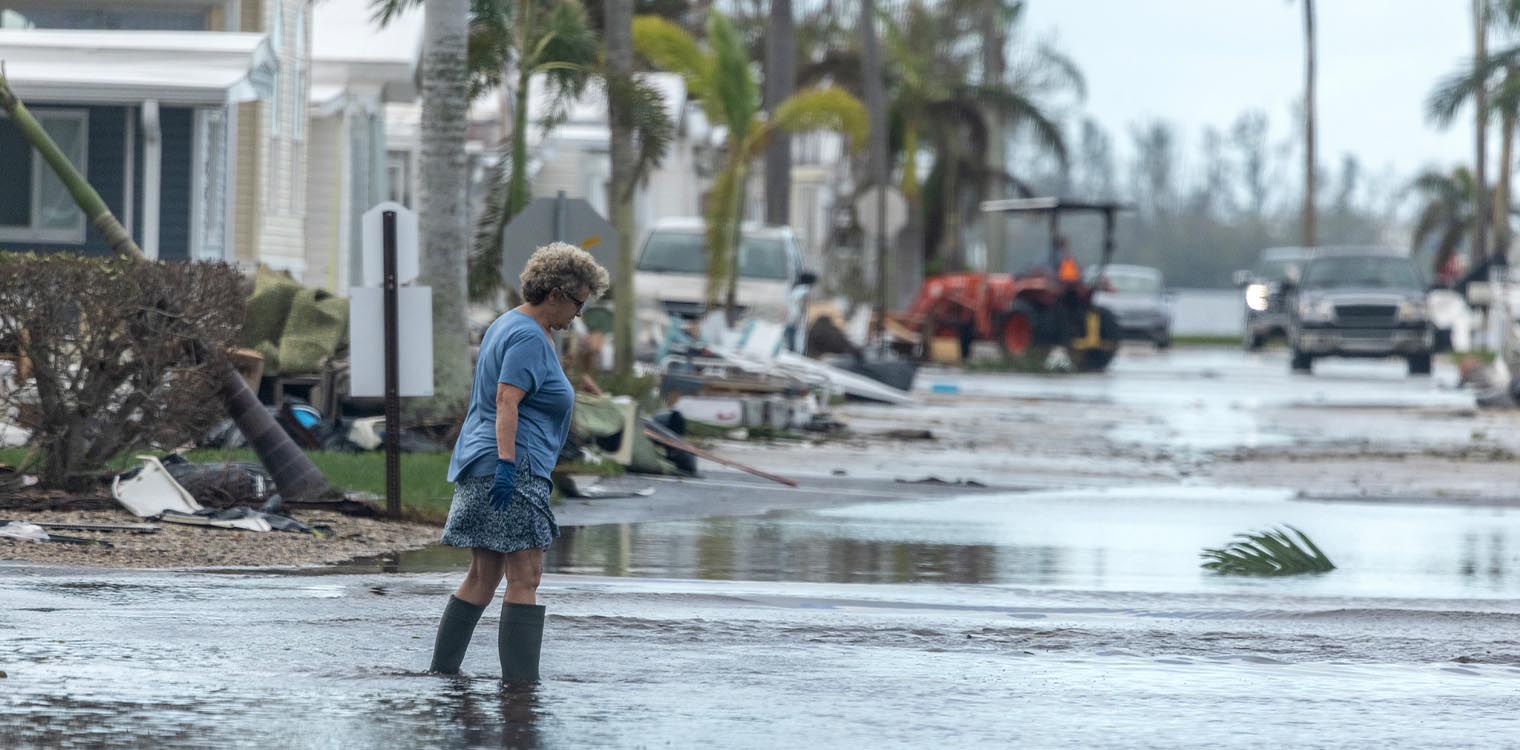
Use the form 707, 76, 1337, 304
998, 111, 1406, 289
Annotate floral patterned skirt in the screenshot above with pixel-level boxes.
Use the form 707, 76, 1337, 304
440, 472, 559, 554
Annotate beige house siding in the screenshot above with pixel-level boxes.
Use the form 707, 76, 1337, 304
237, 0, 313, 278
304, 114, 344, 292
233, 101, 262, 265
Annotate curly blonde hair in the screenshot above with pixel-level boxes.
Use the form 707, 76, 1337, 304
519, 242, 610, 305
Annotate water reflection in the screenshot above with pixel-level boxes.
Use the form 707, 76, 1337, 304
333, 487, 1520, 599
549, 518, 1017, 584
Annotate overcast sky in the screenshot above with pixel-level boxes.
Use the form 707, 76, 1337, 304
1021, 1, 1478, 183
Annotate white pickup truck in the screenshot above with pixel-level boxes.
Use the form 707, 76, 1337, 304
633, 217, 815, 323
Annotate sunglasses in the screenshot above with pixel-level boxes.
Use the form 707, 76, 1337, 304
561, 288, 587, 312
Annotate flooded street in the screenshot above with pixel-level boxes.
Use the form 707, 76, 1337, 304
6, 347, 1520, 748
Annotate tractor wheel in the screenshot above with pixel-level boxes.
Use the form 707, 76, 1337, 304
1077, 347, 1117, 372
999, 305, 1036, 356
1075, 307, 1121, 372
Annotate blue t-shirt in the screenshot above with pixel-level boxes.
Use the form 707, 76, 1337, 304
446, 310, 575, 483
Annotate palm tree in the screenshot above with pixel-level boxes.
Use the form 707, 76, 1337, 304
763, 0, 796, 226
1410, 167, 1479, 279
0, 72, 335, 500
799, 1, 1077, 277
633, 11, 868, 318
878, 1, 1074, 271
1432, 60, 1520, 261
415, 0, 473, 418
603, 0, 676, 376
1428, 1, 1520, 262
1300, 0, 1317, 248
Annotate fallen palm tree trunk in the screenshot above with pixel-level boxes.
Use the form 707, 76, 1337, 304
0, 69, 334, 501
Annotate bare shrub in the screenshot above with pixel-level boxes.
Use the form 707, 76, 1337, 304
0, 254, 244, 490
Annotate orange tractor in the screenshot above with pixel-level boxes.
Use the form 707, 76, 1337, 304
887, 198, 1132, 372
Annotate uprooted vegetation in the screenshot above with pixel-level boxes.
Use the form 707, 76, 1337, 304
1200, 525, 1336, 576
0, 253, 244, 490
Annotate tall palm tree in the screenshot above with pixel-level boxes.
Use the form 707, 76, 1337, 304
633, 11, 868, 317
603, 0, 675, 376
417, 0, 473, 418
0, 72, 335, 500
878, 1, 1074, 271
1411, 167, 1479, 279
763, 0, 796, 226
1301, 0, 1317, 248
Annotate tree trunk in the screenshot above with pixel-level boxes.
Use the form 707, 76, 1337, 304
604, 0, 637, 377
763, 0, 796, 227
1496, 106, 1515, 261
724, 167, 748, 325
414, 0, 474, 422
1474, 0, 1490, 265
981, 0, 1006, 272
0, 70, 334, 500
509, 0, 534, 218
860, 0, 891, 336
1301, 0, 1317, 248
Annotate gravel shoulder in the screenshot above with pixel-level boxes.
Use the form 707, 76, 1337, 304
0, 509, 440, 569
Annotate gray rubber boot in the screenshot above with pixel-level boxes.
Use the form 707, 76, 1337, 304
429, 595, 486, 674
499, 602, 546, 683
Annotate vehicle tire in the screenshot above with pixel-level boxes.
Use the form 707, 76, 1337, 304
1076, 308, 1121, 372
1432, 328, 1453, 353
1407, 353, 1433, 376
998, 302, 1036, 356
1243, 331, 1265, 351
1076, 347, 1116, 372
1154, 330, 1171, 350
1290, 349, 1314, 373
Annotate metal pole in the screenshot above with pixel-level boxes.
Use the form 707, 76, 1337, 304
382, 210, 401, 518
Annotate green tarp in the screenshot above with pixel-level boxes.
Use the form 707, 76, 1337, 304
239, 267, 350, 377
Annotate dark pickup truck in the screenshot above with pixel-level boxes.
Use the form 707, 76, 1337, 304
1282, 249, 1433, 376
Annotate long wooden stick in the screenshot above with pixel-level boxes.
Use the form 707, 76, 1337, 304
642, 427, 799, 487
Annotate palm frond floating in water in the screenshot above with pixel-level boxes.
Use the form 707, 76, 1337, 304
1200, 525, 1335, 576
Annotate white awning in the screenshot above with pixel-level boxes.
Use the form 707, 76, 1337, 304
0, 29, 276, 106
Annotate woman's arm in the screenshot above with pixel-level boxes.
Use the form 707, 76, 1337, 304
495, 383, 527, 461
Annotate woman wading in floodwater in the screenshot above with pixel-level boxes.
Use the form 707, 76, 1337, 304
428, 242, 608, 681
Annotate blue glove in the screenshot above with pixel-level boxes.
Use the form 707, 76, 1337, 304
489, 459, 517, 511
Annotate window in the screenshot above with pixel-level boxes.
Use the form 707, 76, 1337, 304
386, 150, 412, 208
266, 1, 283, 139
0, 110, 89, 244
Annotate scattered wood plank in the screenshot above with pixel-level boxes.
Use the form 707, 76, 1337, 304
36, 521, 160, 534
641, 427, 799, 488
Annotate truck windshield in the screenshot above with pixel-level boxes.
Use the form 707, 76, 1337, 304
1303, 256, 1421, 290
636, 233, 790, 280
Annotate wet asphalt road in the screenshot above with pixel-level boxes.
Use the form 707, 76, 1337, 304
5, 346, 1520, 749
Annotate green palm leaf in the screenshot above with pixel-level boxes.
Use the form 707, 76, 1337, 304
745, 86, 868, 159
1200, 525, 1335, 576
631, 15, 713, 103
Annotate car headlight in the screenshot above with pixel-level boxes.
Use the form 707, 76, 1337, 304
1298, 298, 1334, 322
1396, 300, 1427, 322
1245, 284, 1270, 312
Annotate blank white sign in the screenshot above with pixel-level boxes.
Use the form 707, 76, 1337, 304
361, 202, 419, 288
348, 286, 435, 398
